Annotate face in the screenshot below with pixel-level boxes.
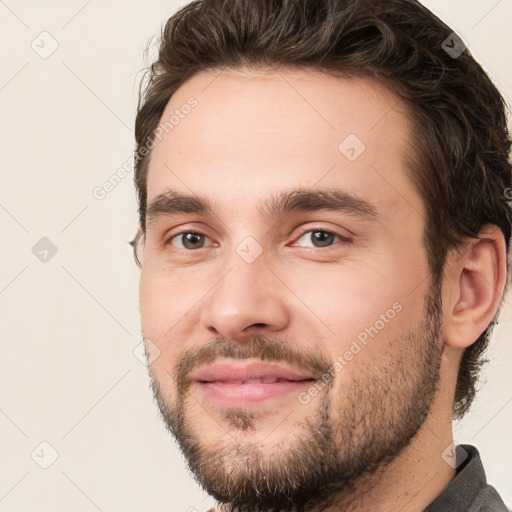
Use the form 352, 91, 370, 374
139, 68, 444, 510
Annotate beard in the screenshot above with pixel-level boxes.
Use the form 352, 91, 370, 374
147, 284, 444, 512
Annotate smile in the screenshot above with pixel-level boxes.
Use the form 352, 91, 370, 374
191, 362, 316, 406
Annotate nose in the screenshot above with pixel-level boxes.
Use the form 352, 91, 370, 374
199, 248, 290, 342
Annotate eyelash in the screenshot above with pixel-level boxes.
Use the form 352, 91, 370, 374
165, 226, 351, 251
293, 226, 351, 246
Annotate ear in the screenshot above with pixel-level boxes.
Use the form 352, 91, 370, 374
443, 224, 508, 349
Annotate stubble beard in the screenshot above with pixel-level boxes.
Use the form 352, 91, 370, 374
148, 286, 444, 512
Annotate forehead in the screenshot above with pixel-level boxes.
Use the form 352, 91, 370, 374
146, 67, 420, 220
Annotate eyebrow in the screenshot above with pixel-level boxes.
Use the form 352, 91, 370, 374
145, 187, 378, 225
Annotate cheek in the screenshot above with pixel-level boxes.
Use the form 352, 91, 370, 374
289, 258, 425, 357
288, 260, 393, 325
139, 268, 204, 368
139, 272, 162, 329
139, 270, 183, 341
139, 277, 181, 377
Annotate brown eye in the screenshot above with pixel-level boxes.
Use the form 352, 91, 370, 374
294, 229, 349, 249
168, 232, 213, 250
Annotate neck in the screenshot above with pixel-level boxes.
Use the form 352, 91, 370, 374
319, 415, 456, 512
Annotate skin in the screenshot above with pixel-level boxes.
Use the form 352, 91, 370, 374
138, 67, 507, 511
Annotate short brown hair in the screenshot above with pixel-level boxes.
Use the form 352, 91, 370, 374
131, 0, 512, 419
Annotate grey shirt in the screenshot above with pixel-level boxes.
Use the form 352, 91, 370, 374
206, 444, 509, 511
424, 444, 508, 511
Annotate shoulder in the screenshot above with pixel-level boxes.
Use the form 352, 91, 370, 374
425, 444, 509, 512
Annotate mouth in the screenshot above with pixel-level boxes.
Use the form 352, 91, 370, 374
191, 362, 316, 406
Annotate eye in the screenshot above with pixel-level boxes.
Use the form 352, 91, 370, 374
165, 228, 349, 251
293, 228, 350, 249
167, 231, 214, 250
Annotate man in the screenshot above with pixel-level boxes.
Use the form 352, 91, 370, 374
130, 0, 511, 510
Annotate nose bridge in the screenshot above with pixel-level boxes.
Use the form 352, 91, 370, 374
216, 225, 270, 295
216, 242, 270, 313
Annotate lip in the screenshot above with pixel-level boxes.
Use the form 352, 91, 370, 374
191, 362, 314, 383
191, 362, 316, 407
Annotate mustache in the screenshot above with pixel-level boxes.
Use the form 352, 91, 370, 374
174, 335, 333, 391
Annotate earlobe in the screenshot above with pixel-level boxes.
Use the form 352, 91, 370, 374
444, 225, 507, 349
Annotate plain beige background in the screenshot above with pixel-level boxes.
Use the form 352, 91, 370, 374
0, 1, 510, 510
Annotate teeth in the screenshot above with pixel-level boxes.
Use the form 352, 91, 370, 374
210, 378, 304, 384
245, 378, 279, 384
213, 378, 282, 384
